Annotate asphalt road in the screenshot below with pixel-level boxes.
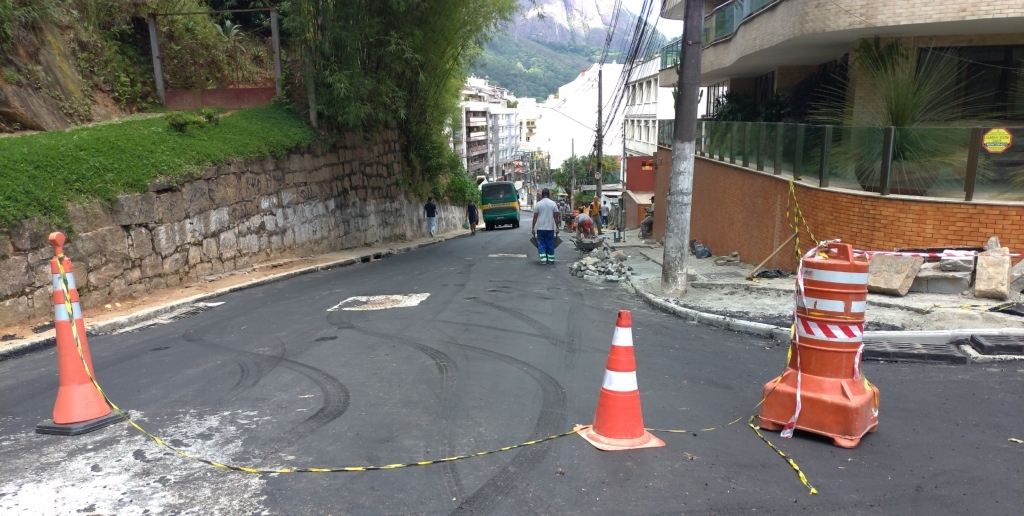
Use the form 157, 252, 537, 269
0, 223, 1021, 515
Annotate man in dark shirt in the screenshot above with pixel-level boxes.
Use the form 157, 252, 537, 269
424, 197, 438, 237
466, 201, 479, 235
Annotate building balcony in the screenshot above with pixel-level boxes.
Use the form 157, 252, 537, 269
659, 0, 1024, 87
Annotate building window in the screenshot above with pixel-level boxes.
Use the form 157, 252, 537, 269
706, 81, 727, 118
922, 45, 1024, 119
754, 70, 775, 107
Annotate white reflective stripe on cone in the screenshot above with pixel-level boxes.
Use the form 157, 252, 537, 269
851, 301, 866, 313
797, 297, 845, 313
611, 326, 633, 347
797, 319, 863, 343
53, 302, 82, 322
51, 272, 77, 291
602, 369, 639, 392
803, 268, 868, 285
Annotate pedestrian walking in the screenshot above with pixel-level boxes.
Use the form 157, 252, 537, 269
466, 201, 479, 235
424, 197, 438, 237
531, 188, 560, 264
600, 200, 610, 227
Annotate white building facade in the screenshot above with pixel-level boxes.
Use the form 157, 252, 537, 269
450, 77, 521, 180
532, 63, 625, 171
623, 56, 677, 158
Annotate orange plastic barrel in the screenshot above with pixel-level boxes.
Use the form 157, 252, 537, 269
758, 242, 879, 448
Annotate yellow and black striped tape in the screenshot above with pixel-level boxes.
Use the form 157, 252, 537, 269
56, 257, 819, 493
787, 179, 818, 264
747, 415, 819, 495
55, 255, 577, 474
924, 302, 1016, 314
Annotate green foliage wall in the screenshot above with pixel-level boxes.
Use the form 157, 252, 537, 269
287, 0, 519, 203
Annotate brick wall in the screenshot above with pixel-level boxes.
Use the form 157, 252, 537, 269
687, 157, 1024, 271
0, 131, 463, 328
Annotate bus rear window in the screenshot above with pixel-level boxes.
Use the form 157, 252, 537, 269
481, 184, 515, 203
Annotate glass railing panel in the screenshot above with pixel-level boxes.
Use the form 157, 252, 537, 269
973, 126, 1024, 202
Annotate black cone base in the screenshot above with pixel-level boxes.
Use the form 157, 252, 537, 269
36, 411, 125, 436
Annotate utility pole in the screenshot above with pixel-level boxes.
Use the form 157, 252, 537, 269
662, 0, 705, 296
570, 139, 576, 209
595, 67, 604, 234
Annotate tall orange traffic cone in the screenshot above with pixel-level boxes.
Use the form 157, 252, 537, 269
578, 310, 665, 451
36, 232, 123, 436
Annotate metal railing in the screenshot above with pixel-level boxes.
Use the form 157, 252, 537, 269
657, 120, 1024, 202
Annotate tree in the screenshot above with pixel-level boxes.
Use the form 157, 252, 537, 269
287, 0, 520, 198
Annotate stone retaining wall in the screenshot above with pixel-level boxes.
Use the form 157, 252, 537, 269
0, 131, 462, 328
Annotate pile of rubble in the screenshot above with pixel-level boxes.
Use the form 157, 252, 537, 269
868, 236, 1024, 300
568, 241, 633, 283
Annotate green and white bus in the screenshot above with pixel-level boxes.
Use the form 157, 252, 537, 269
479, 181, 520, 230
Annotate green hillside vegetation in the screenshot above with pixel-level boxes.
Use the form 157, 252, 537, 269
473, 34, 616, 99
0, 104, 316, 230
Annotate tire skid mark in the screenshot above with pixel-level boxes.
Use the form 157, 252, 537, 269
181, 330, 350, 459
354, 327, 465, 502
475, 299, 565, 349
442, 339, 568, 516
433, 320, 545, 342
325, 266, 474, 502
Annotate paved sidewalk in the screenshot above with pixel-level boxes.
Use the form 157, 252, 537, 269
0, 228, 473, 359
598, 242, 1024, 363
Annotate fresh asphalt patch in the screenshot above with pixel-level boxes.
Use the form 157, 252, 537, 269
0, 226, 1021, 514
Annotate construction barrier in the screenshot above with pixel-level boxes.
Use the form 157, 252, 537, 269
758, 242, 880, 448
36, 233, 123, 435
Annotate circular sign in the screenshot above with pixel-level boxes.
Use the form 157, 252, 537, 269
982, 128, 1013, 154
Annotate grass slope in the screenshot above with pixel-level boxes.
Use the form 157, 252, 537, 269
0, 104, 316, 231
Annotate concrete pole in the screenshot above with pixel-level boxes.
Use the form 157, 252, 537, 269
270, 10, 283, 97
596, 67, 604, 234
570, 139, 576, 209
146, 14, 165, 104
661, 0, 705, 296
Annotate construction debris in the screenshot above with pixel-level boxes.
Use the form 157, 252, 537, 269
713, 251, 741, 266
569, 241, 634, 283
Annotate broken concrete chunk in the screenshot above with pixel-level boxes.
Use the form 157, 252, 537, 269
868, 255, 924, 296
910, 263, 972, 294
975, 254, 1011, 300
984, 236, 1001, 251
939, 250, 974, 272
1009, 259, 1024, 294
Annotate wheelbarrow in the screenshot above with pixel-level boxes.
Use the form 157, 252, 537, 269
571, 237, 606, 256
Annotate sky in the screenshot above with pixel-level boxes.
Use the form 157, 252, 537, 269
621, 0, 685, 39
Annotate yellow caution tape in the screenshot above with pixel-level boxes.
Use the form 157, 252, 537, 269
787, 179, 818, 264
55, 255, 577, 474
56, 256, 821, 492
747, 415, 818, 495
923, 302, 1016, 314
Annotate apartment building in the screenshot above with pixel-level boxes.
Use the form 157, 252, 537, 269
659, 0, 1024, 121
451, 76, 521, 179
624, 55, 679, 157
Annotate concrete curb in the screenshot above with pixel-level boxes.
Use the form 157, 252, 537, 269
0, 231, 469, 361
628, 277, 1024, 355
627, 278, 791, 341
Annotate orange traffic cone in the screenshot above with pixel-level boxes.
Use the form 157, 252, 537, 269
36, 232, 123, 436
578, 310, 665, 451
